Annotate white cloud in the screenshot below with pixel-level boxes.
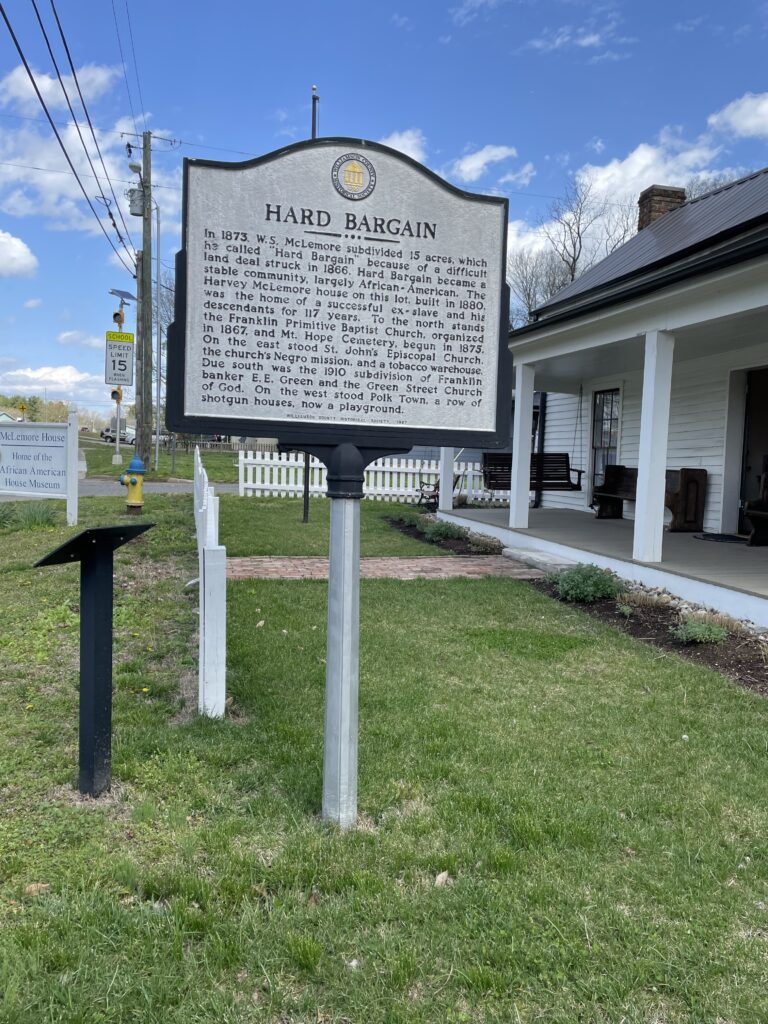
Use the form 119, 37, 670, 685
0, 364, 106, 404
0, 64, 119, 115
506, 219, 549, 254
708, 92, 768, 139
391, 13, 411, 29
499, 161, 536, 187
588, 137, 605, 155
578, 129, 727, 201
0, 85, 180, 261
674, 16, 706, 32
23, 297, 42, 309
451, 0, 504, 27
379, 128, 427, 163
451, 144, 516, 182
0, 229, 37, 276
525, 14, 634, 60
57, 330, 103, 350
507, 121, 744, 263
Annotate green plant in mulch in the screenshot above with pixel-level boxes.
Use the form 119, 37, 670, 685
423, 520, 469, 544
11, 502, 59, 530
391, 507, 428, 530
616, 602, 633, 619
468, 533, 504, 555
670, 618, 729, 645
553, 563, 625, 603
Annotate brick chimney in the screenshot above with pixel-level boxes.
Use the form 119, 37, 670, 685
637, 184, 686, 231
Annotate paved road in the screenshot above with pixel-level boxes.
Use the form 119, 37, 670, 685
0, 477, 240, 501
80, 477, 240, 497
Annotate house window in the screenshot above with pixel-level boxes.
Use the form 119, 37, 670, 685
592, 389, 620, 487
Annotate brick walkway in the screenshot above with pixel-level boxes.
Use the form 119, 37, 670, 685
227, 555, 543, 581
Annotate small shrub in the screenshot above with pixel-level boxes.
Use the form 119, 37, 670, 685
670, 619, 728, 645
468, 534, 504, 555
391, 507, 423, 529
0, 504, 14, 529
423, 520, 468, 544
616, 603, 633, 619
13, 502, 59, 530
554, 564, 624, 604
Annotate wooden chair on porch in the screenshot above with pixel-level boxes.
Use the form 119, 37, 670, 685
745, 456, 768, 546
416, 474, 461, 512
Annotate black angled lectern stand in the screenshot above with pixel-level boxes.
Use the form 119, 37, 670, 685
36, 524, 154, 795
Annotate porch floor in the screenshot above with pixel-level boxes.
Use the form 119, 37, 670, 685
446, 507, 768, 600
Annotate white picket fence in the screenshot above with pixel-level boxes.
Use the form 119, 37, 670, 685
238, 450, 508, 503
194, 447, 226, 718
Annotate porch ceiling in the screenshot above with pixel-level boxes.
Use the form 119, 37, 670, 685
529, 307, 768, 393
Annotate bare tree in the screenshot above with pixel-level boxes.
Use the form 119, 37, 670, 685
541, 174, 608, 282
507, 248, 569, 327
152, 268, 175, 391
601, 195, 637, 256
685, 171, 740, 199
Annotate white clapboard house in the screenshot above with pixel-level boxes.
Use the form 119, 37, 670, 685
437, 169, 768, 626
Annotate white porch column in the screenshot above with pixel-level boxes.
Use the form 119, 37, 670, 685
509, 362, 535, 529
438, 447, 454, 512
633, 330, 674, 562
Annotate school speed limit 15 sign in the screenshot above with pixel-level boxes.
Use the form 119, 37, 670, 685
105, 331, 135, 386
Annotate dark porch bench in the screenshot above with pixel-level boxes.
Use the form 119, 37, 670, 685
744, 466, 768, 546
481, 452, 584, 492
593, 465, 707, 532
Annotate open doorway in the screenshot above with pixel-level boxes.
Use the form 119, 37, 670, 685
740, 368, 768, 534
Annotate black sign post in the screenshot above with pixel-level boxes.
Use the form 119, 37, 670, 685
35, 524, 154, 796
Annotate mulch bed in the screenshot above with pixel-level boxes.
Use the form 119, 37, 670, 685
386, 518, 490, 556
387, 517, 767, 695
531, 579, 768, 697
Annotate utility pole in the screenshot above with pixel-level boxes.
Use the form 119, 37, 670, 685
139, 130, 153, 464
134, 249, 143, 451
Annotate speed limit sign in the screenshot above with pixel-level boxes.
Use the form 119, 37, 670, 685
105, 331, 134, 386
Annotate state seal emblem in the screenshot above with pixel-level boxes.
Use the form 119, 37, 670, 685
331, 153, 376, 201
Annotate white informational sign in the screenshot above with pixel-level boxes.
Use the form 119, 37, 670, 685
177, 139, 508, 443
0, 412, 78, 524
105, 331, 135, 386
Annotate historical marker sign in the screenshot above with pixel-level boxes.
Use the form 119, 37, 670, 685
105, 331, 135, 387
167, 138, 510, 448
0, 413, 78, 524
0, 421, 69, 496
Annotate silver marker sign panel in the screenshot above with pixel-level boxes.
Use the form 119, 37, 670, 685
167, 137, 510, 449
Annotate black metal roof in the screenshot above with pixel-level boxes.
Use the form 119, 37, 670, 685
531, 166, 768, 319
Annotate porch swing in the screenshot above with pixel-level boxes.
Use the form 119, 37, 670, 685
480, 388, 585, 495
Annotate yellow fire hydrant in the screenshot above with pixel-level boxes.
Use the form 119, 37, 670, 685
119, 454, 146, 514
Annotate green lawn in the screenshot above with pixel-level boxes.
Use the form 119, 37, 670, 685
2, 494, 768, 1022
81, 437, 240, 482
219, 495, 445, 557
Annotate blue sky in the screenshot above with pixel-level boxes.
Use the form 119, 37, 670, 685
0, 0, 766, 415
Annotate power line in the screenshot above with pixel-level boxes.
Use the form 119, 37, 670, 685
48, 0, 137, 254
0, 3, 135, 275
123, 0, 147, 132
110, 0, 139, 136
29, 0, 136, 265
0, 157, 180, 189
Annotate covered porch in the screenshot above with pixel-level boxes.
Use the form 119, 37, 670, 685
439, 505, 768, 626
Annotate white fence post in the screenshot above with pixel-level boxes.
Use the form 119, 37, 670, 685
194, 446, 226, 718
66, 410, 78, 525
200, 545, 227, 718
